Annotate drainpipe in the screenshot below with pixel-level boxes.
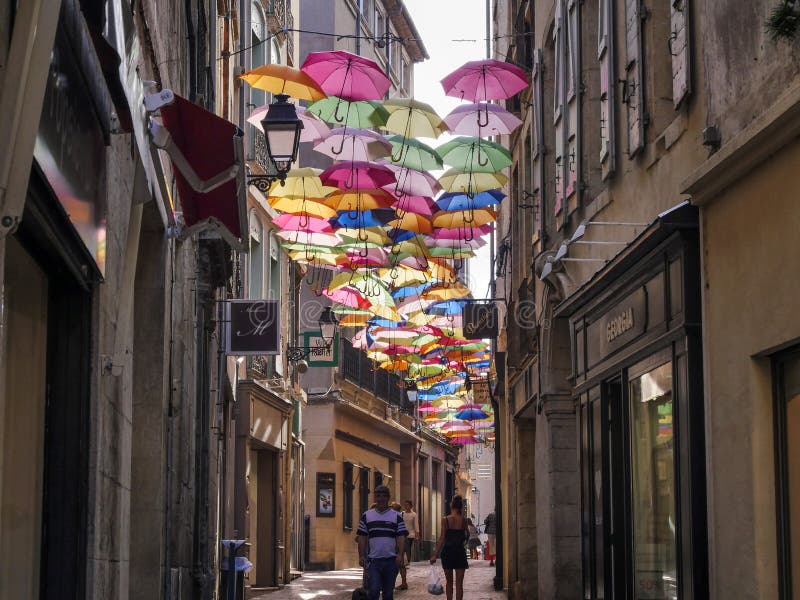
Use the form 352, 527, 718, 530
356, 0, 362, 54
164, 237, 176, 600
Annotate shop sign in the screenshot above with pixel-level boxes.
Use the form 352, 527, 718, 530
226, 300, 280, 355
316, 472, 336, 517
303, 331, 339, 366
595, 287, 647, 361
463, 301, 499, 339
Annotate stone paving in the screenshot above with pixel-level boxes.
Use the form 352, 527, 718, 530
249, 559, 506, 600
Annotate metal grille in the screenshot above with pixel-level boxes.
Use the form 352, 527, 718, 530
254, 130, 279, 177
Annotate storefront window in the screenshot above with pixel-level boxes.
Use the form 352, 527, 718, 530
629, 362, 677, 599
775, 350, 800, 600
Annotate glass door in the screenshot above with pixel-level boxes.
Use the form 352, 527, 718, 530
629, 361, 677, 600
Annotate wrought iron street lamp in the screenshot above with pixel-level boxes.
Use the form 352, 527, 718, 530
247, 93, 304, 192
286, 306, 339, 363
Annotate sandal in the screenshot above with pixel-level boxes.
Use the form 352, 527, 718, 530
396, 583, 408, 590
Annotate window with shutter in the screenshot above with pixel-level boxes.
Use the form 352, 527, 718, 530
670, 0, 691, 108
598, 0, 616, 177
624, 0, 645, 157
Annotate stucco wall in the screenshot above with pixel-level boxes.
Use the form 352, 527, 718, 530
701, 136, 800, 599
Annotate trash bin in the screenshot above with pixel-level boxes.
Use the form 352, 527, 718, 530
220, 540, 250, 600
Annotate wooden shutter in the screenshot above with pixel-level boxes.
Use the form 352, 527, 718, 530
624, 0, 644, 157
553, 0, 565, 216
532, 49, 544, 241
599, 0, 616, 177
670, 0, 691, 108
565, 0, 580, 207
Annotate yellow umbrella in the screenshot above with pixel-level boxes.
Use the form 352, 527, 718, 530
240, 64, 327, 101
288, 250, 342, 266
378, 266, 429, 287
432, 208, 497, 229
423, 282, 472, 301
367, 304, 403, 322
269, 168, 329, 198
270, 197, 338, 219
338, 227, 392, 246
337, 313, 373, 328
426, 257, 455, 281
382, 98, 448, 138
438, 168, 508, 194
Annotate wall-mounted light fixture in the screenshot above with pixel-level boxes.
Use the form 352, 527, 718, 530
286, 306, 339, 363
246, 94, 304, 193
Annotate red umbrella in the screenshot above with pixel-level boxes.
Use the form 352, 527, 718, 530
320, 161, 395, 190
301, 50, 391, 101
441, 59, 528, 102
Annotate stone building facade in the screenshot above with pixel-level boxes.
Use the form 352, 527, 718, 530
0, 1, 301, 599
494, 0, 800, 599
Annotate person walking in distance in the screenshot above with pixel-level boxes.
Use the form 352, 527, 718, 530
395, 500, 418, 590
429, 495, 469, 600
357, 486, 407, 600
484, 509, 497, 566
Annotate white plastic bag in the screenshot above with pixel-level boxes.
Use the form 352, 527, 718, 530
427, 565, 444, 595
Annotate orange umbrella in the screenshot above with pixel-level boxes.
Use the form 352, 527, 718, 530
240, 64, 327, 101
388, 212, 433, 234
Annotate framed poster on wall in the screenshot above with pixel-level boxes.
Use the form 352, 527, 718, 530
317, 472, 336, 517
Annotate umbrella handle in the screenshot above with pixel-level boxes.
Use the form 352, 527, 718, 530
390, 242, 402, 256
477, 106, 490, 128
333, 98, 347, 123
330, 135, 347, 156
464, 225, 475, 243
358, 243, 369, 258
462, 208, 474, 224
477, 145, 489, 167
344, 168, 356, 190
391, 142, 406, 164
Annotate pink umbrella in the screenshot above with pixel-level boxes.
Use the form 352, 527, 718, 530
443, 102, 523, 137
325, 286, 372, 309
313, 127, 392, 162
391, 194, 437, 216
430, 225, 493, 239
248, 105, 331, 142
379, 163, 441, 197
423, 236, 487, 249
320, 161, 395, 190
448, 435, 481, 445
301, 50, 391, 101
274, 230, 342, 246
272, 214, 333, 233
441, 59, 529, 102
418, 402, 441, 413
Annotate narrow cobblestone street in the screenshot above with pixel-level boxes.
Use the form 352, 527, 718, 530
249, 559, 505, 599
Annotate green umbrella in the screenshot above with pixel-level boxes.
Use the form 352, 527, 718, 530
436, 136, 512, 173
307, 96, 389, 128
386, 135, 443, 172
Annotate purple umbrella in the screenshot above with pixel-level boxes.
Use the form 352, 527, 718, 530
379, 162, 441, 198
441, 59, 529, 102
443, 102, 524, 136
301, 50, 391, 101
313, 128, 392, 162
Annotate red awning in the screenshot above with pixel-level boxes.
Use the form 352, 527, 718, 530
157, 94, 246, 245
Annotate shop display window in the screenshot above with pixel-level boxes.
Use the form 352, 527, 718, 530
629, 362, 677, 599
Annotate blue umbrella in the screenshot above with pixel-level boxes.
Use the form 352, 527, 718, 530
391, 282, 431, 299
455, 408, 489, 420
436, 189, 506, 211
334, 209, 395, 228
425, 300, 464, 315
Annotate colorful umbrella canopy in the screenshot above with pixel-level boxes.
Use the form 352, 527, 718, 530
306, 97, 389, 128
388, 212, 433, 234
270, 197, 337, 219
440, 59, 529, 102
382, 163, 441, 197
391, 194, 438, 216
302, 50, 391, 101
272, 214, 334, 233
269, 168, 328, 199
324, 189, 396, 212
240, 64, 327, 101
455, 408, 489, 420
382, 97, 448, 138
443, 102, 523, 136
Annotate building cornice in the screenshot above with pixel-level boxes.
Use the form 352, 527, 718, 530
682, 79, 800, 205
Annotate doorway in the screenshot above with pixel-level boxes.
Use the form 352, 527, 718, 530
256, 448, 278, 587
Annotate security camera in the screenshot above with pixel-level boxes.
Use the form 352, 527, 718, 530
295, 360, 309, 374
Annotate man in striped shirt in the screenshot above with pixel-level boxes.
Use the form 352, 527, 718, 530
357, 485, 407, 599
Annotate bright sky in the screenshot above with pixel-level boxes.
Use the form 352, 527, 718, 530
404, 0, 494, 300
